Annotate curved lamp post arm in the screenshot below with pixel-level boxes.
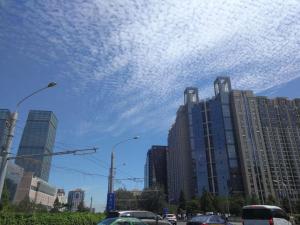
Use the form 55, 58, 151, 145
16, 82, 57, 110
112, 136, 139, 152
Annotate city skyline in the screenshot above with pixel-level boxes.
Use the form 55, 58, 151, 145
1, 0, 300, 211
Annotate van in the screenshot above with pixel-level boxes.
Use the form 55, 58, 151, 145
242, 205, 292, 225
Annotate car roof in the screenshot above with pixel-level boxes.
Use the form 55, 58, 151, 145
119, 210, 154, 213
243, 205, 282, 210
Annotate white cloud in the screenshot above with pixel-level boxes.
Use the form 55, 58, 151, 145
1, 0, 300, 136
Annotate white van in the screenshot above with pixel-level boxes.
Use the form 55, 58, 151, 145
242, 205, 292, 225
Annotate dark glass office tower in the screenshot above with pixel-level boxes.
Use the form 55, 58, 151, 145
145, 145, 168, 195
15, 110, 58, 181
0, 109, 10, 152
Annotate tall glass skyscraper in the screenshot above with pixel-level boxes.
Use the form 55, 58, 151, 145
15, 110, 58, 182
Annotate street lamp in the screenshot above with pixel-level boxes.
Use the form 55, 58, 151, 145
0, 82, 57, 201
273, 180, 293, 216
106, 136, 139, 211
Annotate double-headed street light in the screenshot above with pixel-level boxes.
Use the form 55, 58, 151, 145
106, 136, 139, 211
0, 82, 57, 201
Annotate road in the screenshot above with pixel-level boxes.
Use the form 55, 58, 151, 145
177, 221, 242, 225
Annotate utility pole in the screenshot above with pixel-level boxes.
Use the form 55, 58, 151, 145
0, 112, 17, 201
108, 151, 115, 193
106, 136, 139, 212
90, 196, 93, 212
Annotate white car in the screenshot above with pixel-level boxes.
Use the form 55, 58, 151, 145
242, 205, 292, 225
163, 214, 177, 225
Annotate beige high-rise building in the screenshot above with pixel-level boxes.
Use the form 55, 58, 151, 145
230, 90, 275, 203
256, 97, 300, 203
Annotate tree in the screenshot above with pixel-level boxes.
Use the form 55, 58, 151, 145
138, 186, 166, 213
295, 199, 300, 214
186, 198, 201, 215
281, 197, 290, 213
15, 196, 36, 213
213, 196, 229, 214
0, 182, 10, 211
244, 194, 260, 205
266, 195, 277, 205
77, 200, 89, 212
50, 197, 61, 213
229, 195, 245, 216
115, 188, 137, 210
178, 190, 186, 211
200, 190, 214, 212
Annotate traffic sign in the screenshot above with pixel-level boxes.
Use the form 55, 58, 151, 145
106, 192, 116, 211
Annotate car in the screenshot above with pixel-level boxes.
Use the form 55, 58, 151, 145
107, 210, 171, 225
163, 214, 177, 225
187, 214, 230, 225
98, 217, 147, 225
242, 205, 292, 225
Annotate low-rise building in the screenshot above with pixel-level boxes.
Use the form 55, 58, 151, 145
14, 172, 57, 209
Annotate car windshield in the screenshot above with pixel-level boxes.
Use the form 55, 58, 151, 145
121, 212, 156, 220
242, 208, 272, 220
98, 218, 117, 225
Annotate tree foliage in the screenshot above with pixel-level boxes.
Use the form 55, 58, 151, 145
266, 195, 277, 205
229, 195, 245, 216
77, 201, 89, 212
186, 198, 201, 215
115, 188, 137, 210
138, 186, 166, 214
213, 197, 229, 214
177, 190, 186, 213
0, 182, 10, 211
0, 212, 105, 225
50, 197, 61, 213
200, 190, 214, 212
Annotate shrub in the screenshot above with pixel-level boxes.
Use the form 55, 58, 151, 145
0, 212, 105, 225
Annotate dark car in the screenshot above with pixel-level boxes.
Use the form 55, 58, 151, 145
107, 211, 171, 225
187, 215, 230, 225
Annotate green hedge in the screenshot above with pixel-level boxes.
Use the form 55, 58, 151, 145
0, 212, 105, 225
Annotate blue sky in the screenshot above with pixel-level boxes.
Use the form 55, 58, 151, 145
1, 0, 300, 211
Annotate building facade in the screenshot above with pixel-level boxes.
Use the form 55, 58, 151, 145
14, 172, 57, 209
145, 145, 168, 194
167, 76, 300, 204
167, 80, 243, 202
15, 110, 58, 182
256, 97, 300, 203
68, 189, 85, 212
167, 90, 196, 202
230, 90, 275, 203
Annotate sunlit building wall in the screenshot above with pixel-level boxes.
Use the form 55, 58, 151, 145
256, 97, 300, 203
231, 90, 276, 203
